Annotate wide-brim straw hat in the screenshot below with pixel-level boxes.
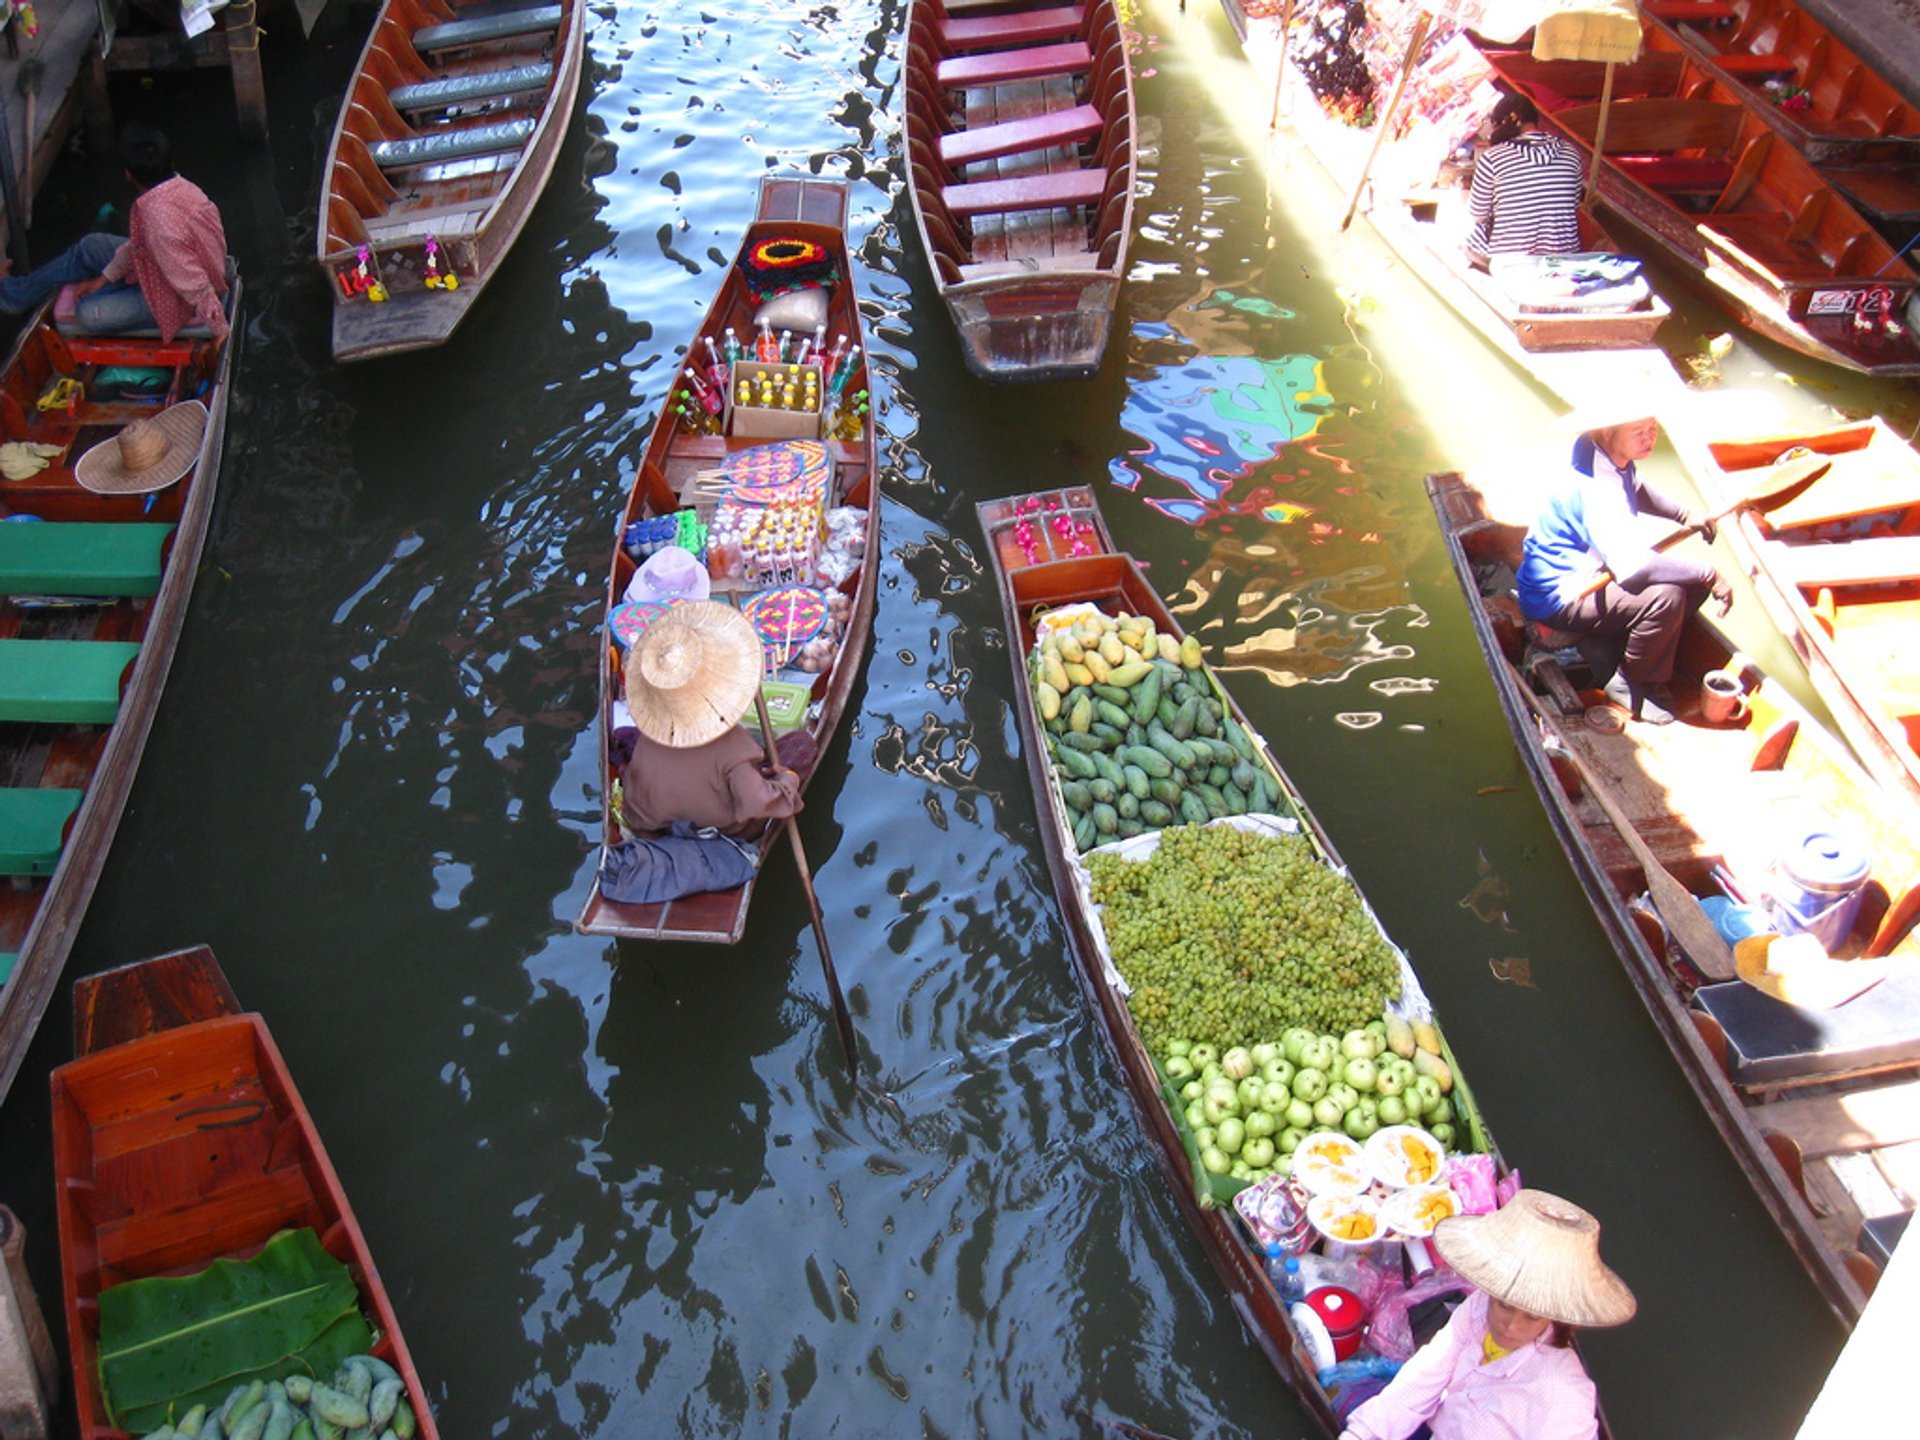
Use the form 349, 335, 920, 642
1433, 1189, 1637, 1328
74, 400, 208, 495
1556, 394, 1664, 438
1734, 931, 1891, 1010
623, 600, 763, 748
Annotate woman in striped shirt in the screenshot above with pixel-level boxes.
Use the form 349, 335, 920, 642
1466, 94, 1585, 266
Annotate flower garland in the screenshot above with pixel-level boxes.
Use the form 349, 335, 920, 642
1011, 494, 1096, 565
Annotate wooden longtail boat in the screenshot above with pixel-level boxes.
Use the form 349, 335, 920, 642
904, 0, 1137, 381
1428, 468, 1920, 1325
52, 946, 440, 1440
977, 488, 1568, 1435
0, 286, 239, 1109
317, 0, 586, 362
574, 176, 880, 944
1692, 417, 1920, 811
1647, 0, 1920, 167
1477, 40, 1920, 377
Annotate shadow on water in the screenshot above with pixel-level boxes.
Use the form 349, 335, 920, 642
0, 0, 1861, 1436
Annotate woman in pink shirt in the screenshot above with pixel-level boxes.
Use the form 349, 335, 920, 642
1341, 1190, 1635, 1440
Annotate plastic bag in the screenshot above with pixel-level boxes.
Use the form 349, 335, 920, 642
1446, 1153, 1501, 1215
1365, 1266, 1475, 1363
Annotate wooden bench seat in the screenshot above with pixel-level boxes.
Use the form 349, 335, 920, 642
1644, 0, 1736, 19
957, 247, 1099, 281
940, 5, 1086, 50
937, 40, 1090, 89
0, 523, 174, 598
1778, 535, 1920, 589
1713, 53, 1800, 79
939, 102, 1102, 166
370, 117, 536, 170
1694, 969, 1920, 1089
1614, 154, 1735, 195
944, 165, 1107, 218
0, 639, 140, 724
412, 4, 561, 52
388, 61, 552, 112
0, 788, 82, 876
1701, 214, 1834, 283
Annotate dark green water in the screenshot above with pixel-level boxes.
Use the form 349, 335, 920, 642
7, 0, 1912, 1434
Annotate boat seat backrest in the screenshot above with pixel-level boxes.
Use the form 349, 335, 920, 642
1559, 98, 1744, 158
370, 116, 535, 171
1694, 968, 1920, 1088
413, 3, 562, 53
361, 41, 425, 95
351, 71, 415, 142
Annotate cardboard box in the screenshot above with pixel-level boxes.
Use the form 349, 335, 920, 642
726, 360, 825, 440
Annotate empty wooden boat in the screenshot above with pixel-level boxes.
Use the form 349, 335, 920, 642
0, 283, 239, 1108
317, 0, 586, 361
1430, 467, 1920, 1325
904, 0, 1137, 381
976, 488, 1608, 1436
574, 176, 880, 944
52, 945, 440, 1440
1693, 417, 1920, 811
1478, 39, 1920, 377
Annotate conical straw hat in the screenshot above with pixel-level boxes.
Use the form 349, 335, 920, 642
74, 400, 208, 494
623, 601, 762, 748
1432, 1189, 1637, 1328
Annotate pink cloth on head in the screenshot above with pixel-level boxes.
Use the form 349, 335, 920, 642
99, 176, 229, 341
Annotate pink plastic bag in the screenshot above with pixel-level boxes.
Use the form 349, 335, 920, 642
1365, 1265, 1475, 1362
1445, 1153, 1501, 1215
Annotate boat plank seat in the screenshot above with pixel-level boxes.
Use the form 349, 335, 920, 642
1712, 53, 1800, 79
1700, 214, 1830, 283
1778, 536, 1920, 589
412, 3, 561, 52
0, 788, 82, 876
1560, 98, 1744, 159
957, 248, 1099, 281
1828, 167, 1920, 226
944, 166, 1107, 218
370, 117, 536, 170
1759, 1075, 1920, 1160
939, 102, 1102, 166
940, 6, 1086, 49
1613, 154, 1735, 196
937, 40, 1091, 89
388, 61, 553, 112
0, 639, 141, 724
1693, 968, 1920, 1088
1644, 0, 1736, 19
0, 953, 13, 984
94, 1167, 315, 1275
0, 523, 174, 598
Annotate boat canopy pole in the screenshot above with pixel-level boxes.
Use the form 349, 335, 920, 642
1341, 13, 1432, 231
1267, 0, 1295, 131
1585, 60, 1617, 205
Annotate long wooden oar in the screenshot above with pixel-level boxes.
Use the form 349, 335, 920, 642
754, 690, 861, 1077
1515, 682, 1737, 979
1647, 454, 1831, 554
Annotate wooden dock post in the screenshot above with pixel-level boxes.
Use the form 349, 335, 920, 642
0, 1207, 58, 1440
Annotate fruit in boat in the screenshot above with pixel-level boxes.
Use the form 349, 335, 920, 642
1408, 1074, 1443, 1116
1222, 1046, 1255, 1080
1412, 1018, 1442, 1055
1242, 1136, 1276, 1169
1372, 1062, 1404, 1098
1341, 1029, 1380, 1061
1291, 1067, 1328, 1103
1217, 1117, 1246, 1155
1342, 1056, 1378, 1093
1413, 1048, 1454, 1094
1384, 1013, 1416, 1059
1376, 1094, 1408, 1127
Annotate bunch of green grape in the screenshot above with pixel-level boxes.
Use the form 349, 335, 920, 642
1089, 825, 1402, 1053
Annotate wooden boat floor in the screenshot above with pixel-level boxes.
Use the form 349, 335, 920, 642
963, 74, 1090, 266
365, 159, 516, 242
1763, 1074, 1920, 1257
1823, 591, 1920, 746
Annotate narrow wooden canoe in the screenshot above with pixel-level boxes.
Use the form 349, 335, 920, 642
0, 289, 240, 1109
1648, 0, 1920, 167
1478, 38, 1920, 377
904, 0, 1137, 381
52, 946, 440, 1440
978, 488, 1564, 1436
317, 0, 586, 362
1692, 417, 1920, 811
574, 177, 880, 944
1428, 468, 1920, 1326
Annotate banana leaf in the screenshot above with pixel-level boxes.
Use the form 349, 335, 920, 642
99, 1228, 370, 1430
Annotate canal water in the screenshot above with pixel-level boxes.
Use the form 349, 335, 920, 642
6, 0, 1917, 1435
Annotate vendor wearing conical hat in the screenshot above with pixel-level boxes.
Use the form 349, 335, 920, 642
619, 602, 804, 839
1340, 1189, 1635, 1440
1515, 402, 1730, 725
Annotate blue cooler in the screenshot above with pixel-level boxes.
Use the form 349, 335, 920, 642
1771, 827, 1871, 951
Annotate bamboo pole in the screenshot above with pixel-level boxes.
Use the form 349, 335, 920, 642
1341, 13, 1432, 232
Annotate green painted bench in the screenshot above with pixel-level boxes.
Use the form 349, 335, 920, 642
0, 639, 141, 724
414, 4, 561, 52
0, 522, 174, 597
0, 787, 82, 876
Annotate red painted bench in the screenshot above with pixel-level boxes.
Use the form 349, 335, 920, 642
1712, 53, 1800, 78
1613, 154, 1736, 195
937, 40, 1091, 89
940, 103, 1103, 166
944, 166, 1108, 218
1644, 1, 1735, 21
941, 6, 1086, 50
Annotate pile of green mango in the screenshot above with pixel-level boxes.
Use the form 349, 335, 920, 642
135, 1353, 419, 1440
1030, 608, 1276, 852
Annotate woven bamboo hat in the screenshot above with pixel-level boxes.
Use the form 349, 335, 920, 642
1432, 1189, 1637, 1328
623, 600, 762, 748
74, 400, 208, 495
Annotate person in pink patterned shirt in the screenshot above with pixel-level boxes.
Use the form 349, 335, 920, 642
1340, 1190, 1636, 1440
0, 124, 228, 342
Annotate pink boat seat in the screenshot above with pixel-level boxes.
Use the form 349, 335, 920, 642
943, 166, 1108, 218
939, 103, 1103, 167
937, 40, 1091, 89
940, 6, 1086, 50
1613, 154, 1736, 195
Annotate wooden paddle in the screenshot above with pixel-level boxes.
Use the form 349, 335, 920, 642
1516, 683, 1737, 980
1646, 455, 1831, 554
754, 688, 861, 1078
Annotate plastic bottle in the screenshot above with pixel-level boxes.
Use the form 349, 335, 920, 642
1268, 1248, 1306, 1305
756, 319, 777, 362
722, 326, 743, 362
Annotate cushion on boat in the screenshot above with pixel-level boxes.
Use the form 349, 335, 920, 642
0, 522, 174, 597
370, 117, 536, 169
0, 787, 82, 877
0, 639, 141, 724
389, 61, 553, 111
412, 4, 562, 52
1693, 967, 1920, 1087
